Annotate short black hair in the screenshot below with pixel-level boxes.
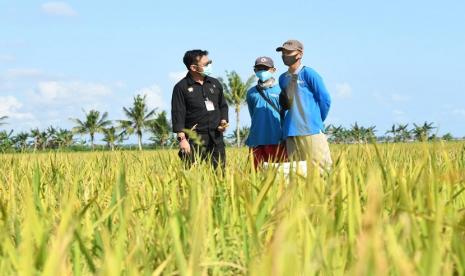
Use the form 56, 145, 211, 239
183, 49, 209, 69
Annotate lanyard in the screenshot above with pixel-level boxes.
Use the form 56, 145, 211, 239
202, 86, 208, 100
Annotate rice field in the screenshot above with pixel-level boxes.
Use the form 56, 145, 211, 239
1, 142, 465, 275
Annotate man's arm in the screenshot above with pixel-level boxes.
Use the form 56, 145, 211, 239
171, 84, 186, 136
278, 74, 292, 110
171, 84, 191, 153
217, 80, 229, 122
246, 89, 254, 118
306, 69, 331, 121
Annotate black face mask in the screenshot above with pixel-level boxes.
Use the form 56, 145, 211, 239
282, 54, 300, 66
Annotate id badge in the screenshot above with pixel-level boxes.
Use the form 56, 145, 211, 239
205, 100, 215, 111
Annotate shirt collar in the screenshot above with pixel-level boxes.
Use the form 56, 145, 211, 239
186, 72, 213, 85
285, 65, 304, 77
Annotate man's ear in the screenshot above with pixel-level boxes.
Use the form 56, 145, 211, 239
270, 68, 277, 73
189, 65, 196, 72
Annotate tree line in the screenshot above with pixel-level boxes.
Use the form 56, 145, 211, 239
325, 122, 457, 144
0, 71, 462, 152
0, 71, 256, 152
0, 94, 172, 153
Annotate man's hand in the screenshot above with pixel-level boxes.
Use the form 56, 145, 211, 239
179, 139, 191, 154
217, 120, 229, 132
177, 132, 191, 154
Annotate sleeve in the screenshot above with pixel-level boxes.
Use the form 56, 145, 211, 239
278, 75, 291, 110
246, 89, 254, 118
217, 80, 229, 122
278, 74, 285, 91
171, 84, 186, 133
306, 69, 331, 121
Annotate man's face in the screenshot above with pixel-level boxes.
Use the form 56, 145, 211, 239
191, 55, 212, 73
281, 49, 303, 66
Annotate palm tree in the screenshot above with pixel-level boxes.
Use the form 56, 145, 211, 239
397, 124, 411, 142
71, 110, 111, 150
102, 126, 125, 151
13, 132, 29, 152
350, 122, 363, 143
385, 124, 397, 143
226, 126, 250, 146
442, 133, 453, 141
119, 94, 156, 151
54, 129, 74, 148
422, 121, 435, 139
326, 124, 347, 144
0, 116, 8, 127
0, 130, 14, 152
45, 126, 57, 149
364, 125, 377, 143
148, 111, 172, 149
220, 71, 255, 147
30, 128, 48, 151
338, 125, 350, 144
412, 121, 435, 142
412, 123, 425, 142
325, 124, 336, 143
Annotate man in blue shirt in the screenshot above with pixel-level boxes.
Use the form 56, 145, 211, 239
246, 56, 287, 168
276, 40, 332, 170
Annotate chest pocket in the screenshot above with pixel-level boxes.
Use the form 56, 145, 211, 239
184, 86, 204, 108
207, 83, 219, 95
205, 83, 220, 103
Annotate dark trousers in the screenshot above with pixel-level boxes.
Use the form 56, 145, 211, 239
178, 131, 226, 171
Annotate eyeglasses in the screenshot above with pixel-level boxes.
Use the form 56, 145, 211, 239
196, 60, 212, 67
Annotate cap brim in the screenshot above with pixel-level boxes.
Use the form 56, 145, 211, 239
254, 63, 273, 68
276, 45, 298, 52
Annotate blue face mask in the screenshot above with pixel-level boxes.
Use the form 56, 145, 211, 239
200, 64, 213, 77
255, 70, 274, 82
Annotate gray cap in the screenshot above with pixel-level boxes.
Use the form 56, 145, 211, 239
276, 39, 304, 52
254, 56, 274, 68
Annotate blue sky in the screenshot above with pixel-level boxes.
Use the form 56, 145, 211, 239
1, 0, 464, 144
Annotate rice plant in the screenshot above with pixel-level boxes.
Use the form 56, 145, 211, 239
0, 142, 464, 275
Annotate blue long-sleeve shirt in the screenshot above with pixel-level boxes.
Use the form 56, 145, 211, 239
245, 84, 283, 147
279, 66, 331, 138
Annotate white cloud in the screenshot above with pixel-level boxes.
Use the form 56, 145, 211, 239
391, 93, 410, 102
24, 81, 116, 130
5, 68, 44, 79
35, 81, 112, 103
372, 91, 411, 107
114, 80, 126, 88
392, 110, 405, 116
169, 71, 187, 83
135, 84, 168, 111
41, 2, 77, 17
392, 109, 409, 124
0, 96, 35, 120
0, 55, 15, 63
453, 108, 465, 117
334, 82, 352, 99
0, 96, 22, 115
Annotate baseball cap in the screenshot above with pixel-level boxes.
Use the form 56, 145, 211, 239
254, 56, 274, 68
276, 39, 304, 52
